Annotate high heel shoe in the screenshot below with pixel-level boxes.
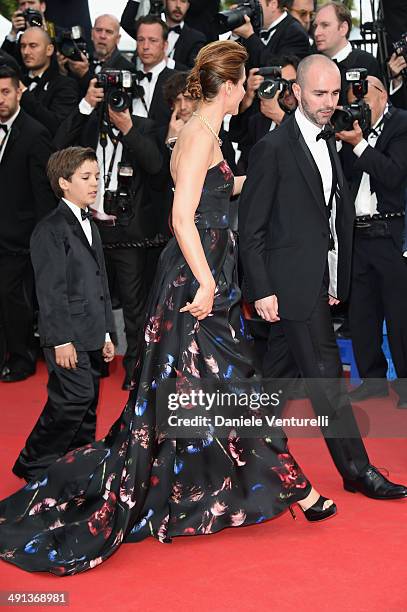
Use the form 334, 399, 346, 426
289, 495, 337, 523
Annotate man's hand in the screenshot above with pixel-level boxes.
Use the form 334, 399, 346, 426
254, 294, 280, 323
328, 295, 340, 306
336, 120, 364, 148
388, 52, 407, 79
260, 93, 285, 125
166, 107, 185, 141
108, 107, 133, 135
10, 11, 25, 36
102, 341, 115, 362
55, 343, 78, 369
239, 67, 264, 112
85, 78, 104, 108
56, 51, 69, 76
232, 14, 254, 39
67, 52, 90, 79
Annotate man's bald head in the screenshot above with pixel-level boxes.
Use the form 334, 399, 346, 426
292, 54, 341, 127
21, 25, 52, 45
296, 54, 340, 89
20, 26, 54, 73
92, 14, 121, 59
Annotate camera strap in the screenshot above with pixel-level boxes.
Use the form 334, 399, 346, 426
102, 136, 120, 191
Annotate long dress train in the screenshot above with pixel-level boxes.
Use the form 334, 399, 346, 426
0, 160, 311, 575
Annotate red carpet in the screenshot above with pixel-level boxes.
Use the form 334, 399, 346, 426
0, 360, 406, 612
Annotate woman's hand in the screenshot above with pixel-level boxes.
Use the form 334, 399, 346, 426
180, 281, 216, 320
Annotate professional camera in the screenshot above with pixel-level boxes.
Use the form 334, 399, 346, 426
149, 0, 164, 17
96, 70, 144, 112
16, 8, 43, 31
56, 26, 89, 62
215, 0, 263, 35
103, 163, 134, 226
257, 66, 293, 99
331, 68, 371, 133
393, 32, 407, 79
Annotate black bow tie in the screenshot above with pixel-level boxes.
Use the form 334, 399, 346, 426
0, 124, 8, 133
316, 125, 335, 141
137, 71, 153, 82
28, 75, 41, 84
259, 25, 277, 40
81, 209, 93, 221
169, 25, 182, 34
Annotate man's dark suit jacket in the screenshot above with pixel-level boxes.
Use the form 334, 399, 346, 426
0, 109, 56, 252
54, 109, 163, 244
243, 13, 310, 69
341, 104, 407, 251
146, 66, 176, 127
30, 201, 115, 351
21, 62, 79, 136
238, 114, 354, 320
185, 0, 220, 42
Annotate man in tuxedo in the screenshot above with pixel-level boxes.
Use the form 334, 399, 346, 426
238, 54, 407, 500
131, 16, 176, 126
314, 2, 381, 103
13, 147, 115, 483
337, 77, 407, 406
121, 0, 206, 70
0, 66, 56, 383
232, 0, 310, 69
19, 27, 78, 136
59, 14, 136, 99
54, 75, 163, 391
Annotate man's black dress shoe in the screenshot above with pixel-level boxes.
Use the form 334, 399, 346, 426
349, 381, 389, 402
0, 365, 35, 383
344, 465, 407, 499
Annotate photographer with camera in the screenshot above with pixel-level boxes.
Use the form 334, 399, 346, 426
314, 2, 381, 104
388, 47, 407, 110
2, 0, 47, 65
228, 0, 310, 69
336, 75, 407, 406
121, 1, 207, 70
58, 15, 136, 99
18, 27, 78, 136
55, 69, 163, 391
238, 56, 298, 171
282, 0, 314, 36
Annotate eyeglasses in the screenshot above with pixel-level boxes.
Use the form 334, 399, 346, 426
291, 9, 316, 19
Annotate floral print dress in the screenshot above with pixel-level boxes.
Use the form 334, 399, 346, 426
0, 160, 311, 575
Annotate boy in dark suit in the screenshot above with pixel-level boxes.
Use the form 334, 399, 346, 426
13, 147, 115, 483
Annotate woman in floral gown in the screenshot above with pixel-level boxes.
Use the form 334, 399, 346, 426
0, 41, 336, 576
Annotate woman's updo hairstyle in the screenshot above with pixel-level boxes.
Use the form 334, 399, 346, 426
186, 40, 248, 101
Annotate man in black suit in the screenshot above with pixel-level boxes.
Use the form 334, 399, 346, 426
59, 14, 136, 99
121, 0, 206, 70
13, 147, 115, 483
239, 54, 407, 500
337, 77, 407, 406
232, 0, 310, 69
0, 66, 56, 383
130, 16, 176, 127
19, 27, 78, 136
55, 74, 163, 391
314, 2, 382, 103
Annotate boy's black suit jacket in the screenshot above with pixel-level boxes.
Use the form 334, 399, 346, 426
30, 200, 115, 350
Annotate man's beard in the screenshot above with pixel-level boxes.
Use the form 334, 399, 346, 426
302, 97, 334, 127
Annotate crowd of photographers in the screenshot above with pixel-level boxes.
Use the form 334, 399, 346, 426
0, 0, 406, 398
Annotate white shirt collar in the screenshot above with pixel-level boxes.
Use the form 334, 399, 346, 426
267, 11, 287, 31
2, 106, 20, 129
28, 69, 46, 80
295, 107, 322, 142
142, 58, 166, 77
63, 198, 89, 223
332, 41, 352, 63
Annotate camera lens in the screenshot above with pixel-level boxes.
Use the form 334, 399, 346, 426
107, 89, 131, 112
